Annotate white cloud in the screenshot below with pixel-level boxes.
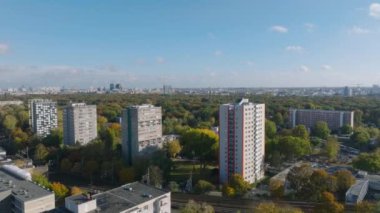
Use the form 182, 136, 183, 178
304, 23, 316, 32
299, 65, 310, 73
270, 25, 288, 33
370, 3, 380, 19
285, 45, 304, 53
156, 56, 166, 64
214, 50, 223, 56
321, 65, 332, 71
349, 26, 370, 34
0, 43, 9, 54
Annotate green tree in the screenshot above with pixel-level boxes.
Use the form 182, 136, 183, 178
194, 180, 215, 194
147, 165, 163, 188
340, 124, 353, 135
254, 202, 304, 213
266, 120, 277, 138
181, 129, 219, 168
307, 169, 337, 201
269, 179, 284, 198
325, 137, 340, 160
34, 143, 49, 163
32, 172, 51, 189
51, 182, 69, 199
292, 125, 309, 140
334, 170, 356, 199
273, 112, 284, 127
351, 128, 370, 147
3, 115, 17, 131
314, 192, 344, 213
180, 200, 214, 213
354, 110, 363, 127
83, 160, 99, 184
70, 186, 83, 195
167, 140, 182, 158
60, 158, 73, 173
313, 121, 330, 139
228, 174, 251, 197
353, 152, 380, 173
287, 164, 313, 197
118, 167, 135, 184
278, 136, 311, 160
222, 184, 236, 197
43, 128, 63, 147
17, 110, 29, 128
168, 181, 180, 192
354, 201, 376, 213
368, 127, 380, 138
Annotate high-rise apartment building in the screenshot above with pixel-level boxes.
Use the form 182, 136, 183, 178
289, 109, 354, 131
63, 103, 97, 146
29, 99, 58, 137
122, 105, 162, 164
163, 85, 174, 95
219, 99, 265, 184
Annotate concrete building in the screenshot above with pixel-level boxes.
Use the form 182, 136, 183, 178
64, 182, 170, 213
0, 100, 23, 107
29, 99, 58, 137
0, 165, 55, 213
122, 105, 162, 164
289, 109, 354, 131
346, 179, 369, 204
163, 85, 174, 95
63, 103, 97, 146
344, 86, 353, 97
219, 99, 265, 184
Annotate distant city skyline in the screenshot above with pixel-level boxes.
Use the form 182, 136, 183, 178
1, 1, 380, 88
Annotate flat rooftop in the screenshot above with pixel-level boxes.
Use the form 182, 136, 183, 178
64, 182, 169, 213
0, 168, 53, 202
94, 182, 168, 212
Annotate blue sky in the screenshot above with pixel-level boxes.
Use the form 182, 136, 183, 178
0, 0, 380, 88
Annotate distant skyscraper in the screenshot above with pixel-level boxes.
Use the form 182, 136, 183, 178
289, 109, 354, 131
344, 86, 353, 97
63, 103, 97, 146
163, 85, 174, 95
219, 99, 265, 184
29, 99, 58, 137
122, 105, 162, 164
110, 83, 115, 91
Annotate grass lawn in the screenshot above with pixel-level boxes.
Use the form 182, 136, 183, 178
169, 161, 219, 185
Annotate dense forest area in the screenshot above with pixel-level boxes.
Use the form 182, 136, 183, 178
1, 93, 380, 200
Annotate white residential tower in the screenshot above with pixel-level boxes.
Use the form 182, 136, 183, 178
219, 99, 265, 184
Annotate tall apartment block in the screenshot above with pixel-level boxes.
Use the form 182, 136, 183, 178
29, 99, 58, 137
289, 109, 354, 131
122, 105, 162, 164
219, 99, 265, 184
63, 103, 97, 146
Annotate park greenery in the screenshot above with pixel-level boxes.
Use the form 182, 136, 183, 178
1, 94, 380, 202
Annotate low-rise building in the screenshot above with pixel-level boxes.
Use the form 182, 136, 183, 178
288, 109, 354, 131
64, 182, 170, 213
0, 165, 55, 213
345, 179, 369, 204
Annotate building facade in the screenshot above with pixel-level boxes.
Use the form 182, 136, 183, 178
29, 99, 58, 137
122, 105, 162, 164
289, 109, 354, 131
63, 103, 97, 146
219, 99, 265, 184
